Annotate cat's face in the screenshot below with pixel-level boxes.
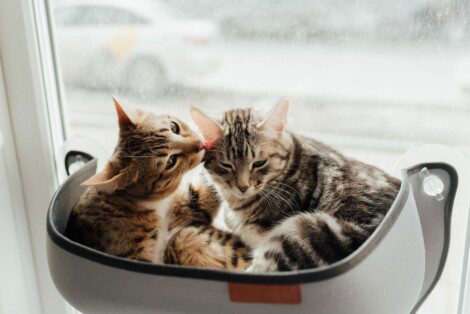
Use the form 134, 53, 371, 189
191, 101, 289, 199
83, 98, 204, 199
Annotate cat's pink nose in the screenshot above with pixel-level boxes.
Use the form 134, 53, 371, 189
238, 185, 249, 193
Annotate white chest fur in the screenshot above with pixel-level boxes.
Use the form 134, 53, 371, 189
226, 210, 266, 248
140, 194, 178, 264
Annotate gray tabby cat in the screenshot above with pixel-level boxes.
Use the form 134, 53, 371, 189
191, 100, 400, 272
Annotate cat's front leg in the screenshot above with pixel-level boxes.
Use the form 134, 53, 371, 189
245, 245, 286, 273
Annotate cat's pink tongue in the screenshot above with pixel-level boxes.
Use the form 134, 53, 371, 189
204, 140, 215, 151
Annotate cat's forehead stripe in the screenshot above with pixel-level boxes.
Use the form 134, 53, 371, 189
223, 108, 257, 162
119, 128, 171, 159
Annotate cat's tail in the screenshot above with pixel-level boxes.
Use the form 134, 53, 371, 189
247, 212, 369, 272
164, 226, 252, 271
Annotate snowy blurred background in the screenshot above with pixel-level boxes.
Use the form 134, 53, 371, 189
50, 0, 470, 312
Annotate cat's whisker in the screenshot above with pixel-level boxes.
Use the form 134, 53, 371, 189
267, 185, 298, 215
270, 185, 300, 210
259, 189, 276, 213
268, 186, 292, 205
263, 186, 293, 216
274, 182, 302, 199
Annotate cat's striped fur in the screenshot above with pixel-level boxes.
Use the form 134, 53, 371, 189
162, 182, 252, 270
191, 101, 400, 272
66, 99, 251, 270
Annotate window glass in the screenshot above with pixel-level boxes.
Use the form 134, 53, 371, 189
50, 0, 470, 312
54, 7, 79, 26
55, 5, 149, 26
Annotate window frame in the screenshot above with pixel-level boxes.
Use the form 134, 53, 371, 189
0, 0, 69, 312
0, 53, 42, 314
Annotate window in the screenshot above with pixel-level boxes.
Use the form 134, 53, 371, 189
55, 7, 79, 26
51, 0, 470, 163
55, 5, 150, 26
38, 0, 470, 312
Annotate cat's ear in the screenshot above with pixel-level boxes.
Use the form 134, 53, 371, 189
257, 99, 289, 137
190, 106, 223, 143
81, 164, 127, 191
113, 96, 135, 129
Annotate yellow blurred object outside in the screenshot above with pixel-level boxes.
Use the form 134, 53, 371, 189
107, 26, 137, 60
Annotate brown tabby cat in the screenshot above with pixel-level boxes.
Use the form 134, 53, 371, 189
66, 99, 251, 270
191, 100, 400, 272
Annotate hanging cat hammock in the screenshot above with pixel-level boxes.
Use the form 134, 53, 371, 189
47, 152, 458, 314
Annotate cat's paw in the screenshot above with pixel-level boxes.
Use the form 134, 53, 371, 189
245, 259, 277, 273
245, 264, 267, 273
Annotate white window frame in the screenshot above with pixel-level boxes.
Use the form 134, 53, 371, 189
0, 57, 41, 314
0, 0, 69, 313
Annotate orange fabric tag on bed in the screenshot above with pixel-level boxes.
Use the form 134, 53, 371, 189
228, 283, 302, 304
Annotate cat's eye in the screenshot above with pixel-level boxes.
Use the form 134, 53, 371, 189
220, 162, 234, 170
252, 159, 267, 169
170, 121, 180, 134
165, 154, 178, 170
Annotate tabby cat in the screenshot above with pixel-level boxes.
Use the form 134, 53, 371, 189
66, 99, 251, 271
191, 100, 400, 272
